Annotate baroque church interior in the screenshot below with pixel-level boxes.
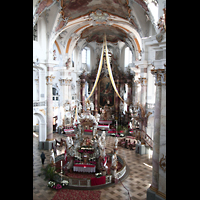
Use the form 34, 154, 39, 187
33, 0, 166, 200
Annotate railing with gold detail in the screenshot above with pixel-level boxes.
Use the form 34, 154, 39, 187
141, 131, 153, 149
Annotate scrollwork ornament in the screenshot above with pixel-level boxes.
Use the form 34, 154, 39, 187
159, 154, 166, 172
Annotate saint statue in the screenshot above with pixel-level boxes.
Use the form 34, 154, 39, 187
114, 137, 118, 148
50, 149, 55, 164
111, 151, 117, 168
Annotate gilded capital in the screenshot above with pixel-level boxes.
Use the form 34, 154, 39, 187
46, 75, 55, 85
151, 68, 166, 86
138, 77, 147, 86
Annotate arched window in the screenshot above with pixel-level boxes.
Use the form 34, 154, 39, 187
81, 47, 90, 71
124, 47, 132, 68
52, 88, 59, 101
82, 49, 87, 63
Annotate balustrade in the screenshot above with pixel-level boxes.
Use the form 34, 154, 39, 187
33, 101, 46, 107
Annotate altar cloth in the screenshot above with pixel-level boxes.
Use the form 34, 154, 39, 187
91, 176, 106, 186
64, 129, 74, 132
99, 120, 112, 124
98, 125, 109, 129
84, 129, 93, 132
73, 164, 96, 173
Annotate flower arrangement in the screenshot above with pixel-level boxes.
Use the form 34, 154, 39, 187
89, 161, 96, 164
47, 181, 55, 188
78, 149, 94, 154
61, 180, 69, 187
95, 172, 102, 178
53, 184, 62, 190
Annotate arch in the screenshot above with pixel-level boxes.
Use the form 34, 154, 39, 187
54, 40, 61, 55
33, 111, 46, 142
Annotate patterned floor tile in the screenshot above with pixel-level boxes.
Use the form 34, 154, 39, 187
33, 132, 152, 200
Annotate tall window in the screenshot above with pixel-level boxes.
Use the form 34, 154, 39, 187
82, 49, 87, 63
124, 47, 132, 68
33, 23, 37, 41
81, 47, 90, 71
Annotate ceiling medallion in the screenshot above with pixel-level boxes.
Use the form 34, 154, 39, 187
159, 154, 166, 172
90, 10, 109, 22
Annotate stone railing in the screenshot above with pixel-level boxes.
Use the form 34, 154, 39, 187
54, 153, 126, 187
33, 101, 46, 107
116, 155, 126, 179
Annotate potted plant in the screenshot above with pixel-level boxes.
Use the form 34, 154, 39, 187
41, 164, 57, 181
122, 125, 129, 136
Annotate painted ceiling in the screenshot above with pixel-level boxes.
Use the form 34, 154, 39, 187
80, 25, 128, 43
36, 0, 149, 21
62, 0, 131, 20
34, 0, 153, 55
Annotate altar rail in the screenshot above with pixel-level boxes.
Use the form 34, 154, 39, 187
55, 154, 125, 187
142, 132, 153, 149
116, 155, 126, 179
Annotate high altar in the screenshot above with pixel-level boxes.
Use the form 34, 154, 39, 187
79, 54, 135, 121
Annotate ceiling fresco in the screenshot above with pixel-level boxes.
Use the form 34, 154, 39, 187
80, 25, 128, 43
62, 0, 131, 20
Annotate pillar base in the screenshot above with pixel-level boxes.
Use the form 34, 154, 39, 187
46, 133, 53, 141
147, 187, 166, 200
39, 140, 55, 150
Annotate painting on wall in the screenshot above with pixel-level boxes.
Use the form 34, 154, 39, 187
99, 77, 114, 107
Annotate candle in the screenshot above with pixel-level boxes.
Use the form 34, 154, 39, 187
61, 161, 62, 167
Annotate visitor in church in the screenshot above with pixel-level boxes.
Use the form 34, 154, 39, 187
40, 152, 46, 165
125, 139, 128, 149
53, 145, 57, 156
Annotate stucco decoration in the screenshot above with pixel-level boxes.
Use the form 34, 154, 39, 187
80, 25, 128, 43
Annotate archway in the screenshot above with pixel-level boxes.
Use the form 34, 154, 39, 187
33, 111, 46, 142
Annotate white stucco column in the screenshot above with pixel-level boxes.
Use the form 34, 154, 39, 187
147, 66, 166, 200
46, 73, 55, 141
39, 69, 46, 101
67, 79, 72, 104
158, 67, 166, 198
139, 77, 147, 107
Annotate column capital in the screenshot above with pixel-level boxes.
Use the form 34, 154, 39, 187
66, 78, 72, 86
151, 67, 166, 86
76, 79, 81, 85
46, 75, 55, 85
138, 77, 147, 86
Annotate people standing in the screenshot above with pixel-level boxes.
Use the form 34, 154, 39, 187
53, 145, 57, 156
40, 152, 46, 165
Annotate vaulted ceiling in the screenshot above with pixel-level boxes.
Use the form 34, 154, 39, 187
33, 0, 158, 59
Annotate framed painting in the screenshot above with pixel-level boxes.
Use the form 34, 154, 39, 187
98, 77, 114, 107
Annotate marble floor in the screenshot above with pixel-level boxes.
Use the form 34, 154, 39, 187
33, 132, 152, 200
